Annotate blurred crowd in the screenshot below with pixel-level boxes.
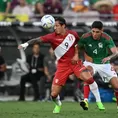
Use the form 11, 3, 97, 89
0, 0, 118, 22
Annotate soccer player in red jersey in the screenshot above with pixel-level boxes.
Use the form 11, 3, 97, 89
18, 17, 102, 113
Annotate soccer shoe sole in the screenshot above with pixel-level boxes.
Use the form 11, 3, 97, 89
97, 107, 105, 111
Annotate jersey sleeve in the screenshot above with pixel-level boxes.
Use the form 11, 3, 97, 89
78, 35, 85, 48
106, 38, 116, 48
40, 34, 52, 43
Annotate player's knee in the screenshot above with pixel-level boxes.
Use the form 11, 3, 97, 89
86, 66, 94, 75
85, 77, 94, 84
111, 78, 118, 89
114, 84, 118, 93
51, 91, 58, 98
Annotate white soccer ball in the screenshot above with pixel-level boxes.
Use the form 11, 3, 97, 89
41, 15, 55, 29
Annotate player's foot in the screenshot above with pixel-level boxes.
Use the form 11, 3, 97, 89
96, 102, 105, 110
80, 100, 88, 110
53, 105, 61, 114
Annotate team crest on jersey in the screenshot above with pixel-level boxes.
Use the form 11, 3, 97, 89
98, 43, 103, 48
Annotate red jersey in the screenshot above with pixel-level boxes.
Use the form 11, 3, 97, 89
40, 30, 79, 63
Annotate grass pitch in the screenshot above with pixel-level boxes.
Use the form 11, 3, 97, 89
0, 102, 118, 118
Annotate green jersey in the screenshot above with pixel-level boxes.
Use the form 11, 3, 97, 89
0, 0, 11, 12
78, 32, 115, 64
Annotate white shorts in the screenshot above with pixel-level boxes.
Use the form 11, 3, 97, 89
84, 61, 117, 83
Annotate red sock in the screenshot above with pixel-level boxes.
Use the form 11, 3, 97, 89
84, 82, 90, 100
115, 91, 118, 106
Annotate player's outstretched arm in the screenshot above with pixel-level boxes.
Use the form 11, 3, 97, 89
102, 47, 118, 63
106, 52, 118, 61
18, 37, 42, 50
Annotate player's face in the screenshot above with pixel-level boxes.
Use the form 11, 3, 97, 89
54, 21, 65, 34
32, 44, 40, 54
91, 28, 103, 40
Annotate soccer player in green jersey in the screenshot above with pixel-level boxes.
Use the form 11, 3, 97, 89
78, 21, 118, 110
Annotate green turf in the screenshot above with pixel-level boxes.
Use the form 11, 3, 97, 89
0, 102, 118, 118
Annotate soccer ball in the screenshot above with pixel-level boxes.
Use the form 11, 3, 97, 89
41, 15, 55, 29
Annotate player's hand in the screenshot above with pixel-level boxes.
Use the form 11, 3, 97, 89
71, 54, 79, 65
102, 57, 110, 63
18, 43, 29, 50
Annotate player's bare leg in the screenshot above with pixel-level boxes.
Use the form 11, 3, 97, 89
110, 77, 118, 109
51, 84, 62, 113
84, 66, 94, 102
79, 69, 105, 110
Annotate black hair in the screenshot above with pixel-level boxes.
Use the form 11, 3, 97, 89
91, 21, 103, 30
55, 17, 66, 26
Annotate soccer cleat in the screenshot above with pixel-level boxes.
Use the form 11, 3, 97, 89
80, 100, 88, 110
96, 102, 105, 110
53, 105, 61, 114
